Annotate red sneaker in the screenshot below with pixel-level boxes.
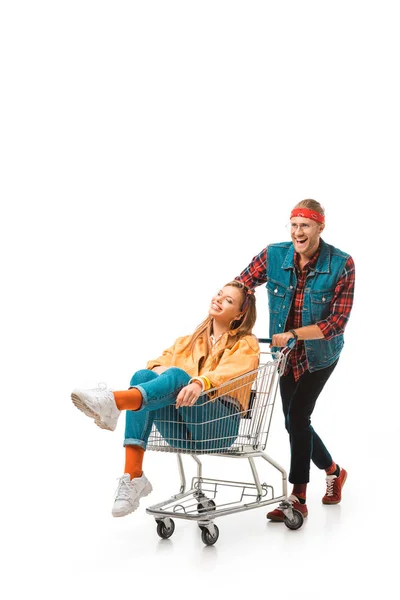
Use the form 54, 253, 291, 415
266, 494, 308, 521
322, 468, 348, 504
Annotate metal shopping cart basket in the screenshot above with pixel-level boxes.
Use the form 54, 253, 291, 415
146, 338, 303, 545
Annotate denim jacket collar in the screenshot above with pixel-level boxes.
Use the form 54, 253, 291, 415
282, 238, 330, 274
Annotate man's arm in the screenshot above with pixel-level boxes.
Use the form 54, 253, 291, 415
235, 247, 268, 289
315, 256, 355, 340
272, 324, 324, 347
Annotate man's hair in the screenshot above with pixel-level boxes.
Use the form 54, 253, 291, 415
294, 199, 325, 216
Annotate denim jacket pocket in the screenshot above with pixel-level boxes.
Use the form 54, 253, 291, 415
266, 280, 286, 314
310, 290, 335, 322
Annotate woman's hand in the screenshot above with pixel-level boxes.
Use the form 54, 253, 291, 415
176, 382, 202, 408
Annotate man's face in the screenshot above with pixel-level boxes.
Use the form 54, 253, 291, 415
290, 216, 324, 257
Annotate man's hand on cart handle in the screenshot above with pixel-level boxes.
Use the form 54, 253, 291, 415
271, 331, 297, 347
176, 382, 202, 408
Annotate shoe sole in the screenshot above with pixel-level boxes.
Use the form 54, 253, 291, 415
322, 470, 348, 504
71, 393, 115, 431
266, 514, 285, 522
112, 499, 140, 517
112, 482, 153, 518
267, 509, 308, 521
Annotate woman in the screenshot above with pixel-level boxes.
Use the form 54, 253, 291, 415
71, 281, 259, 517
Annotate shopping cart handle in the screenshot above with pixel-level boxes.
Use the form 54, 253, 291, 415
258, 337, 297, 349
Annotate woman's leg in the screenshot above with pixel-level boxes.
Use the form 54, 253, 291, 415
152, 404, 193, 450
121, 368, 196, 474
71, 368, 192, 518
178, 399, 241, 452
117, 367, 191, 412
152, 397, 240, 453
123, 369, 160, 451
72, 368, 191, 432
114, 368, 169, 519
123, 369, 159, 480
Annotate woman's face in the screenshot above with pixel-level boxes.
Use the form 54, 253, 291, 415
209, 285, 244, 326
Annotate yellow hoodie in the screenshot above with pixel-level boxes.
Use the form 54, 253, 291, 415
146, 333, 260, 410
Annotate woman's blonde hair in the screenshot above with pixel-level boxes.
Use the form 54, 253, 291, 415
294, 199, 325, 216
184, 281, 257, 369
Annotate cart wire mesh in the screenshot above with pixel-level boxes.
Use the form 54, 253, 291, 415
147, 347, 288, 455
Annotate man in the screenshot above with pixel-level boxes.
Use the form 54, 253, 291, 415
235, 199, 355, 520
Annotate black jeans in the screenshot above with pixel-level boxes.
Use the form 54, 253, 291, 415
279, 360, 338, 484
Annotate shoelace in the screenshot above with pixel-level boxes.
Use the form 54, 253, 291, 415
84, 383, 111, 405
114, 476, 132, 501
86, 382, 109, 394
325, 476, 337, 496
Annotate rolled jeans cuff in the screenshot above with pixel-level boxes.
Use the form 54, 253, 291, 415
124, 437, 147, 450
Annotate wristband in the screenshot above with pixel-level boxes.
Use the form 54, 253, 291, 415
201, 376, 212, 390
289, 329, 298, 341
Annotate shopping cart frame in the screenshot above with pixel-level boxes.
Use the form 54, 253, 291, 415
146, 338, 303, 545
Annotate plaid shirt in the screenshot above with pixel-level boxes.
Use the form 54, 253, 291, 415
236, 242, 355, 380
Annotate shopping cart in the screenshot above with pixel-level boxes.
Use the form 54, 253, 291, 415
146, 338, 303, 545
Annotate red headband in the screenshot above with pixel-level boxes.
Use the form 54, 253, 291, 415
290, 208, 325, 224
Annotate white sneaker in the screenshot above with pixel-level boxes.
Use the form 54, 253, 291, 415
112, 473, 153, 517
71, 384, 121, 431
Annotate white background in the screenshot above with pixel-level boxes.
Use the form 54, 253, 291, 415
1, 2, 398, 599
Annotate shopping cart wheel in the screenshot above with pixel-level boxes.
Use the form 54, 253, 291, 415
284, 510, 304, 530
197, 499, 216, 513
200, 524, 219, 546
156, 519, 175, 539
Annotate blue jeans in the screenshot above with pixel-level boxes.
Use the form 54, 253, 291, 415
124, 368, 241, 452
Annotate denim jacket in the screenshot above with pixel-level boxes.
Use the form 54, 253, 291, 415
267, 239, 350, 371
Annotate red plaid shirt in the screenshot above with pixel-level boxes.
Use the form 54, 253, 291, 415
236, 242, 355, 380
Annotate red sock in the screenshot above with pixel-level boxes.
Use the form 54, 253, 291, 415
124, 445, 145, 479
113, 388, 143, 411
325, 461, 337, 475
292, 483, 307, 501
